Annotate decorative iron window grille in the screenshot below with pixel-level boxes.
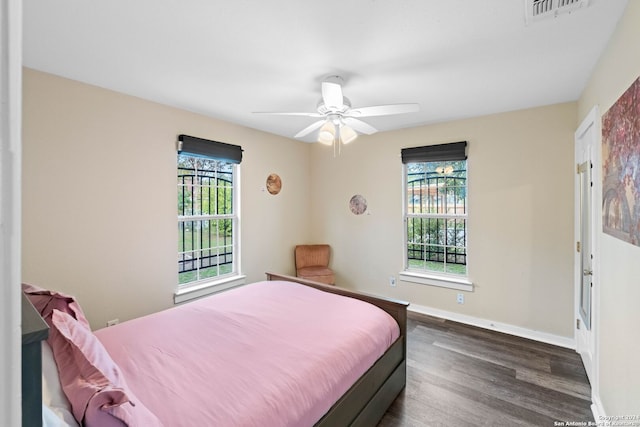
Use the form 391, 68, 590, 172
178, 154, 236, 285
405, 160, 468, 276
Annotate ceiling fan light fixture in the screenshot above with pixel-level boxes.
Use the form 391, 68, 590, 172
253, 75, 419, 153
339, 124, 357, 144
318, 121, 335, 145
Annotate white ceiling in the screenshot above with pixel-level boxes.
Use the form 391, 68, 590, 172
23, 0, 628, 142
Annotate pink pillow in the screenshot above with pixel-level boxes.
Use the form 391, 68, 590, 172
22, 283, 90, 329
51, 310, 162, 426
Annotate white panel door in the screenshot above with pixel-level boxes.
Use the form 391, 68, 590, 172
574, 107, 599, 388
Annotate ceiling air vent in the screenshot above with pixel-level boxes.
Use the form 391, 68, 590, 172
525, 0, 590, 24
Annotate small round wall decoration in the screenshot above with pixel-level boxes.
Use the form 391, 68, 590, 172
349, 194, 367, 215
266, 173, 282, 195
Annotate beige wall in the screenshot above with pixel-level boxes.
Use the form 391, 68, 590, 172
22, 68, 311, 329
578, 1, 640, 416
309, 102, 577, 338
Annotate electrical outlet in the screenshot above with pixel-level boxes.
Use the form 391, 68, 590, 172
389, 276, 396, 287
106, 318, 119, 327
456, 293, 464, 304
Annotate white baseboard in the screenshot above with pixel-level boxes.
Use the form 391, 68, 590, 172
591, 395, 606, 423
409, 303, 575, 349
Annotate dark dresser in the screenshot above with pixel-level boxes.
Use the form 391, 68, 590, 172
22, 293, 49, 427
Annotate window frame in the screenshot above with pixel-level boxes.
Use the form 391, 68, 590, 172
400, 155, 473, 292
175, 152, 245, 304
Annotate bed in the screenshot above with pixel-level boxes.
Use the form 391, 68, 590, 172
25, 273, 409, 427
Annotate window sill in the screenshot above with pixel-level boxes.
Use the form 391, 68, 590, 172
174, 274, 246, 304
399, 271, 473, 292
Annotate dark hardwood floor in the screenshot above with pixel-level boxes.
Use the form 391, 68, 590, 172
378, 312, 593, 427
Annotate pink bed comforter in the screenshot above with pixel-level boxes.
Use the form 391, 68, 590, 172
94, 280, 400, 427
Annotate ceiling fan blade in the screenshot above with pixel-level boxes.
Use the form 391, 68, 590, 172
294, 120, 326, 139
343, 117, 378, 135
253, 111, 322, 117
322, 81, 344, 110
348, 103, 420, 117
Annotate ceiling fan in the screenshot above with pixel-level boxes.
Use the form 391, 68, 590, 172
254, 76, 420, 147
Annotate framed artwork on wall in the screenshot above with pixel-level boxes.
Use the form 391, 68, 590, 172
349, 194, 367, 215
266, 173, 282, 195
602, 76, 640, 246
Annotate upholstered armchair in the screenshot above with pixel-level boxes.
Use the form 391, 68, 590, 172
294, 244, 335, 285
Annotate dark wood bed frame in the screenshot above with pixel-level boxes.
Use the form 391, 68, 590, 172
266, 272, 409, 427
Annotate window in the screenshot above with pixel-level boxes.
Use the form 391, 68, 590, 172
177, 135, 242, 288
402, 142, 468, 281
